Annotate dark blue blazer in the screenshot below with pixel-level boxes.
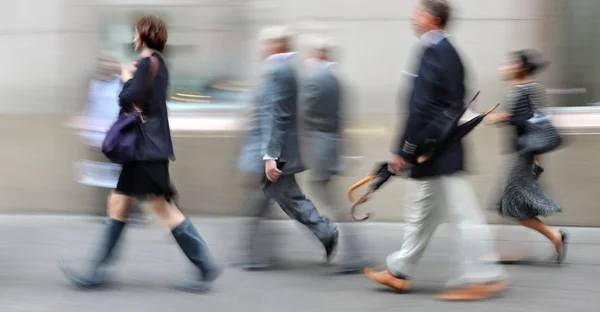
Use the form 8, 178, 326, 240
395, 38, 466, 179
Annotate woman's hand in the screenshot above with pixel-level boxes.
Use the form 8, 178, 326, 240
486, 112, 510, 125
120, 62, 138, 83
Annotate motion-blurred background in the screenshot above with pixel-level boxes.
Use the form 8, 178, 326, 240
1, 0, 599, 225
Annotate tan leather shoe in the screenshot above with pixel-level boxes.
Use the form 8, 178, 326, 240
434, 280, 510, 301
364, 268, 411, 292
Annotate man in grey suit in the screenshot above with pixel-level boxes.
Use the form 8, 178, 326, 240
300, 36, 367, 274
237, 26, 339, 270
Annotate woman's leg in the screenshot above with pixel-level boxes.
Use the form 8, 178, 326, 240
107, 192, 134, 221
148, 196, 222, 292
519, 218, 565, 259
147, 196, 185, 229
96, 192, 134, 262
61, 192, 134, 288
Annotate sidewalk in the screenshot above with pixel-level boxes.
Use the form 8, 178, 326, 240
0, 215, 597, 311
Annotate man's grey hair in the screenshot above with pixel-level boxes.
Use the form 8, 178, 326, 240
306, 35, 338, 59
311, 36, 336, 52
421, 0, 452, 28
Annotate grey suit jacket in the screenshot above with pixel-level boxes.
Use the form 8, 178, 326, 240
238, 56, 304, 175
300, 64, 343, 180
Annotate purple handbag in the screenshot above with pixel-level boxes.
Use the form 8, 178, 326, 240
102, 113, 143, 163
102, 56, 158, 163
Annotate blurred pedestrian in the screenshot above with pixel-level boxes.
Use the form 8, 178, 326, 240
486, 49, 568, 263
78, 52, 148, 224
236, 26, 338, 270
300, 36, 367, 274
81, 52, 123, 133
364, 0, 509, 300
61, 15, 222, 293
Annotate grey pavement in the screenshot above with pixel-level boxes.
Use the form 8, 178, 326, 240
0, 215, 598, 311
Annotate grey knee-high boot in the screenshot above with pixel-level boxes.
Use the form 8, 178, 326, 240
171, 218, 223, 292
60, 218, 126, 288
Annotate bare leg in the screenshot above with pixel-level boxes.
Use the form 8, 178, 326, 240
147, 196, 185, 230
107, 192, 135, 221
519, 218, 563, 255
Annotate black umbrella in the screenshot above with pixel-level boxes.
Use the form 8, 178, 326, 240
419, 101, 500, 164
348, 92, 499, 221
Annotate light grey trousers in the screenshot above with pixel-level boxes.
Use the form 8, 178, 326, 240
386, 174, 507, 286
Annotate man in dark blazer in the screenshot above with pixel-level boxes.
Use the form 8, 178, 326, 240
364, 0, 509, 300
237, 26, 339, 270
300, 36, 368, 274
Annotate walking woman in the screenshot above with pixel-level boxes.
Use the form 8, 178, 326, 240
61, 15, 222, 292
486, 49, 568, 263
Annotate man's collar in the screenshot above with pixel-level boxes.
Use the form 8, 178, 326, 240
420, 29, 447, 46
265, 52, 297, 63
304, 58, 336, 69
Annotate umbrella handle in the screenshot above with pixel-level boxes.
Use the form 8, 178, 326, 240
350, 188, 376, 221
467, 90, 480, 106
484, 103, 500, 115
347, 175, 377, 203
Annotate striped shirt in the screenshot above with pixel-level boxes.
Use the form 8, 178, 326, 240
506, 81, 548, 134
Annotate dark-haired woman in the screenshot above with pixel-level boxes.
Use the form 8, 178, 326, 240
486, 50, 568, 263
60, 15, 222, 292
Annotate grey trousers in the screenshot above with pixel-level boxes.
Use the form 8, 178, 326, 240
263, 174, 337, 243
241, 174, 337, 263
386, 174, 507, 286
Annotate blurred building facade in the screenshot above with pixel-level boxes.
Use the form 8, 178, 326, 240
1, 0, 599, 225
1, 0, 596, 115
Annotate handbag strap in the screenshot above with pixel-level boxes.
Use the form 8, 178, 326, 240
133, 55, 159, 113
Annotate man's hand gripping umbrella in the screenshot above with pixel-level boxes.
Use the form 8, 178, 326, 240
348, 91, 500, 221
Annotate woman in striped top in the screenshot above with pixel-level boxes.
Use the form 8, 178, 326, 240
487, 50, 568, 263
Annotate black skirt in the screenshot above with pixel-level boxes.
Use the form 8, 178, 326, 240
115, 161, 177, 201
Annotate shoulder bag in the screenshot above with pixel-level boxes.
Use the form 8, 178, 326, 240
102, 56, 159, 163
516, 91, 562, 155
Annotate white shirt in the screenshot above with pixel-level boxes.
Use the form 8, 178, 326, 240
420, 29, 447, 46
265, 52, 297, 63
303, 58, 336, 70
